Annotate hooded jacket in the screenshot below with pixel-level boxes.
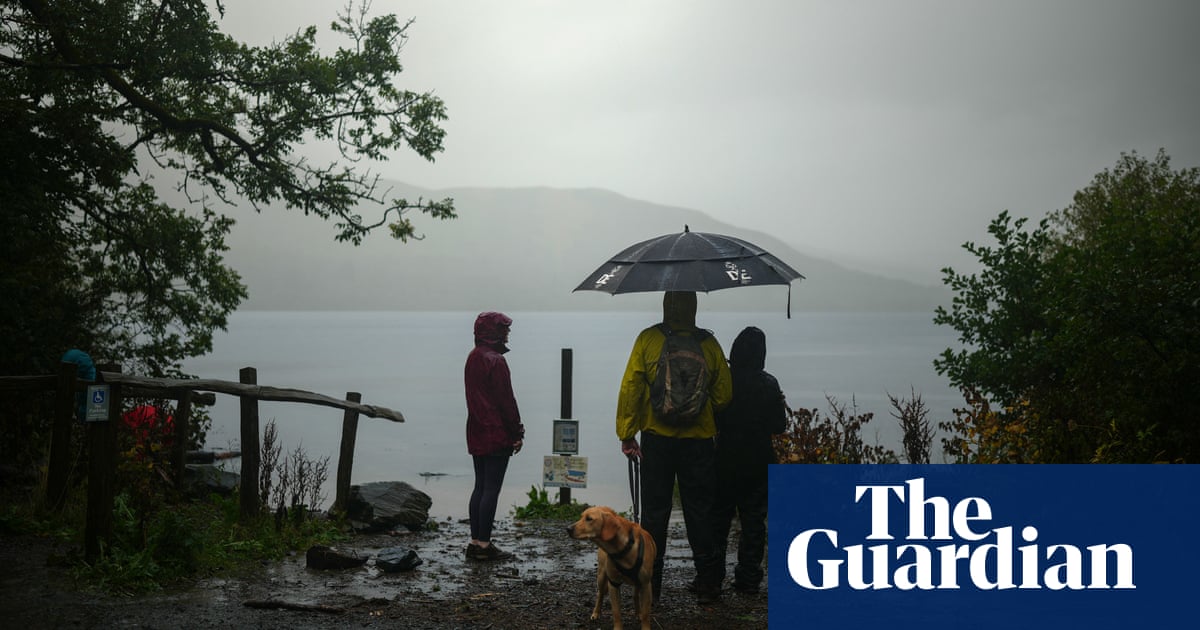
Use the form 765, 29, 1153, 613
616, 292, 733, 440
61, 349, 96, 422
715, 326, 787, 472
465, 312, 524, 456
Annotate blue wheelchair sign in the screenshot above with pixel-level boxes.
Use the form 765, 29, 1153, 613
86, 385, 110, 422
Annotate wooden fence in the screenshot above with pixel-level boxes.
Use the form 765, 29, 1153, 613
1, 362, 404, 560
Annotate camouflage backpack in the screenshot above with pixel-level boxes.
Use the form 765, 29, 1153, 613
649, 324, 712, 427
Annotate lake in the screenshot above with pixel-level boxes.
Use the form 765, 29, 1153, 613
182, 310, 961, 520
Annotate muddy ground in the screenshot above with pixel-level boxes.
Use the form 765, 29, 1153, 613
0, 513, 768, 629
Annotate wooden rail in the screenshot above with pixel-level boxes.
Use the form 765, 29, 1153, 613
2, 363, 405, 559
97, 372, 405, 422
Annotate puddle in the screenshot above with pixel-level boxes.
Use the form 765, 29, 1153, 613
226, 515, 701, 607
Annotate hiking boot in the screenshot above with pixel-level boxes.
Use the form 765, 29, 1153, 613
467, 543, 515, 561
732, 580, 760, 594
693, 583, 722, 604
687, 579, 722, 604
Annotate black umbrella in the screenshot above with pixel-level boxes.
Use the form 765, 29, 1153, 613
574, 226, 804, 314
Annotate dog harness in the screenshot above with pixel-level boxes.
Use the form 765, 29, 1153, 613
607, 533, 645, 587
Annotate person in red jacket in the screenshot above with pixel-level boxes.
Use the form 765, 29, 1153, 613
464, 312, 525, 561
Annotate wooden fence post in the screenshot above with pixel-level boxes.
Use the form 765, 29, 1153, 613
333, 391, 362, 515
85, 364, 121, 561
46, 361, 76, 511
239, 367, 260, 522
172, 390, 193, 488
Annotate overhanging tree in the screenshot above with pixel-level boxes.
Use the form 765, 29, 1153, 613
935, 150, 1200, 463
1, 0, 453, 377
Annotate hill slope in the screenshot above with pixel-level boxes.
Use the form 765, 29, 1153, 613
216, 182, 948, 313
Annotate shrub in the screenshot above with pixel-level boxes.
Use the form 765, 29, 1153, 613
513, 485, 589, 520
773, 395, 898, 464
890, 387, 934, 464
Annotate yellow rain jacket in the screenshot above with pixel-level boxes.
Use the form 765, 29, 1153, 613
616, 325, 733, 440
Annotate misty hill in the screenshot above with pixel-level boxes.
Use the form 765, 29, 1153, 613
215, 181, 949, 314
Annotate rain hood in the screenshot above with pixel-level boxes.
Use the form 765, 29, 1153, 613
474, 311, 513, 352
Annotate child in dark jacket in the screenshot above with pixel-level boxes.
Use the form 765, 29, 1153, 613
713, 326, 788, 593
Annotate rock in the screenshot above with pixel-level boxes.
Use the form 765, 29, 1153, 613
186, 450, 241, 464
305, 545, 367, 570
182, 464, 239, 497
375, 546, 423, 572
346, 481, 432, 533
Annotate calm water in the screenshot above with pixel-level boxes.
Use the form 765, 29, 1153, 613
182, 311, 960, 519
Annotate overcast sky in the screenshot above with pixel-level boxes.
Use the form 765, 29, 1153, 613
218, 0, 1200, 283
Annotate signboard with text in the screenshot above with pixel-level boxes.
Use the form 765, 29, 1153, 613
85, 385, 110, 422
543, 455, 587, 488
552, 419, 579, 454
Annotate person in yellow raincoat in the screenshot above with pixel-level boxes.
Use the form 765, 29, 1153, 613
616, 291, 733, 605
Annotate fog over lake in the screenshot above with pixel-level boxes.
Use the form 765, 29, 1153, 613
185, 310, 959, 519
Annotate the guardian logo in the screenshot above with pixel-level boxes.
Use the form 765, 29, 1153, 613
787, 477, 1135, 591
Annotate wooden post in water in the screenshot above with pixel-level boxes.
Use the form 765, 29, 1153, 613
46, 361, 76, 511
559, 348, 573, 505
85, 364, 121, 561
333, 391, 362, 515
239, 367, 260, 522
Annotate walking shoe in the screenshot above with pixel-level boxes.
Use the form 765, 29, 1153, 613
467, 542, 515, 561
694, 583, 722, 604
687, 579, 722, 604
732, 580, 760, 594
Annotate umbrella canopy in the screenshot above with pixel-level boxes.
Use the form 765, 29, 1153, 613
574, 226, 804, 295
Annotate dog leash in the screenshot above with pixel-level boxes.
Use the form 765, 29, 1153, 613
627, 457, 641, 524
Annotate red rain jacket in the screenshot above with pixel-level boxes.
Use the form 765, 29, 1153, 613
464, 312, 524, 456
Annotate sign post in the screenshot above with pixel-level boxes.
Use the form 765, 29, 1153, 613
548, 349, 588, 503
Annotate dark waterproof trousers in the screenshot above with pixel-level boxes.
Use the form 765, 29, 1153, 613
713, 468, 769, 588
469, 451, 511, 543
640, 432, 722, 597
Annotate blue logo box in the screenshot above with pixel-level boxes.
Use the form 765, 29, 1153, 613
768, 465, 1199, 629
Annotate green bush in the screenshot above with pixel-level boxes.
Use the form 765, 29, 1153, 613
513, 485, 590, 520
935, 151, 1200, 462
61, 492, 345, 593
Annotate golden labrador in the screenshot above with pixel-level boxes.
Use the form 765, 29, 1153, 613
568, 506, 657, 630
